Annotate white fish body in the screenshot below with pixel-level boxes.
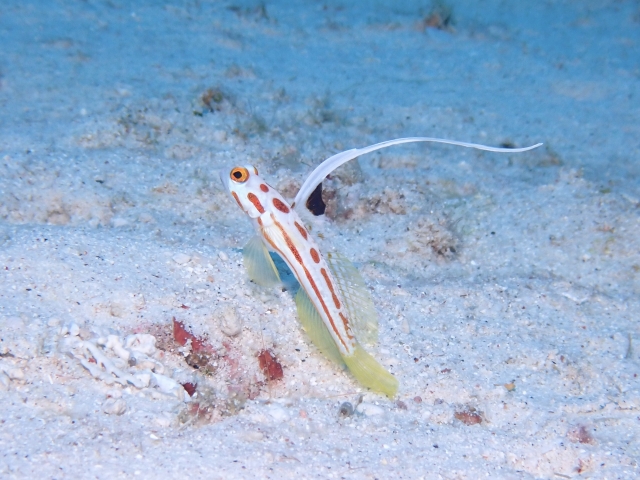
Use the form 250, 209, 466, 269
223, 164, 397, 396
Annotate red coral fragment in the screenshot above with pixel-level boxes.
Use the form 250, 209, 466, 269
172, 317, 211, 353
181, 382, 197, 397
567, 425, 596, 445
454, 407, 483, 425
188, 402, 201, 414
257, 349, 283, 381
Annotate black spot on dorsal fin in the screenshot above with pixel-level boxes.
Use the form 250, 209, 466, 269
305, 182, 326, 216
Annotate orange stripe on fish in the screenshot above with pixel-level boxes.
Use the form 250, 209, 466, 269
294, 221, 308, 240
247, 193, 265, 214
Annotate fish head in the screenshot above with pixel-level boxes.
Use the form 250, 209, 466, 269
222, 165, 272, 219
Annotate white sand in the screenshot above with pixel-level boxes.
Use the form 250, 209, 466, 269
1, 1, 639, 478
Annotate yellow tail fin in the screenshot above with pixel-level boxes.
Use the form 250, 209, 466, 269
343, 344, 398, 398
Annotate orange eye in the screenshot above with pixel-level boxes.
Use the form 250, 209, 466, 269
230, 167, 249, 183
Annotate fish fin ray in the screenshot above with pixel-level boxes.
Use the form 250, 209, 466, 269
295, 288, 345, 367
343, 344, 398, 398
243, 235, 281, 287
326, 252, 378, 344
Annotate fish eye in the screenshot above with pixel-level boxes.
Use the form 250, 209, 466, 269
230, 167, 249, 183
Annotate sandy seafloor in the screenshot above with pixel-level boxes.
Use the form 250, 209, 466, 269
1, 0, 640, 478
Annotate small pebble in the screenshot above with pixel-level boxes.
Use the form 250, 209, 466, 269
257, 350, 284, 381
5, 367, 25, 381
238, 431, 264, 442
5, 317, 24, 330
219, 308, 242, 337
125, 334, 157, 355
138, 213, 155, 223
266, 405, 289, 422
218, 251, 229, 262
357, 402, 384, 416
69, 323, 80, 336
567, 425, 596, 445
213, 130, 227, 142
154, 412, 173, 428
135, 373, 151, 389
111, 217, 129, 228
151, 372, 184, 400
181, 382, 197, 397
401, 318, 411, 334
106, 388, 123, 399
106, 335, 130, 361
454, 407, 482, 426
103, 398, 127, 415
173, 253, 191, 265
0, 371, 10, 390
339, 402, 354, 417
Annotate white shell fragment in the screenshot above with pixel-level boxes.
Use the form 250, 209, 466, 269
213, 129, 227, 142
102, 398, 127, 415
219, 307, 242, 337
67, 332, 185, 401
0, 371, 10, 390
356, 402, 385, 416
47, 318, 61, 327
105, 335, 131, 361
172, 253, 191, 265
125, 334, 157, 356
4, 367, 25, 381
151, 372, 187, 401
69, 323, 81, 336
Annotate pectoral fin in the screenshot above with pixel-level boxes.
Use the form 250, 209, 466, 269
295, 287, 345, 367
243, 235, 281, 287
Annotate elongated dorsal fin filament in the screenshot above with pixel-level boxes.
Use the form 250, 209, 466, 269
294, 137, 543, 213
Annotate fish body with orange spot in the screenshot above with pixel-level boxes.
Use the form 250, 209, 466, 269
222, 165, 398, 397
223, 166, 358, 355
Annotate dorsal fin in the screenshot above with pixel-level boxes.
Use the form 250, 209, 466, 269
325, 252, 378, 345
293, 137, 542, 211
